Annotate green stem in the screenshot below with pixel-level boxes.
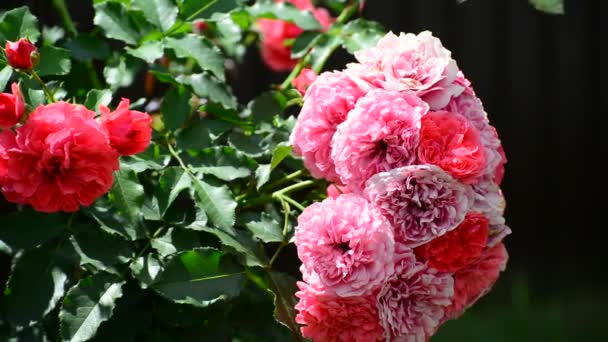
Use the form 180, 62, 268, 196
52, 0, 78, 37
278, 194, 305, 212
285, 97, 303, 108
263, 169, 305, 192
166, 137, 192, 176
186, 0, 219, 21
272, 180, 315, 197
279, 54, 310, 91
30, 70, 56, 103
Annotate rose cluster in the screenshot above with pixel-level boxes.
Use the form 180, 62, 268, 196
292, 31, 510, 341
0, 39, 152, 213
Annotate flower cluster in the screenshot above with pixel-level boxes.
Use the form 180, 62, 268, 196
292, 31, 510, 341
0, 49, 151, 213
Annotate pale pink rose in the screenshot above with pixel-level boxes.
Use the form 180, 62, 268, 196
494, 142, 507, 185
470, 175, 511, 246
293, 68, 317, 95
326, 184, 351, 199
295, 194, 395, 297
99, 99, 152, 156
295, 281, 384, 341
377, 249, 454, 341
346, 31, 464, 109
418, 111, 486, 184
258, 0, 333, 71
332, 89, 428, 192
443, 243, 508, 321
443, 93, 503, 178
1, 102, 119, 213
291, 71, 365, 183
365, 165, 474, 248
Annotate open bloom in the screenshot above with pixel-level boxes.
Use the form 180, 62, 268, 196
0, 130, 16, 182
291, 71, 365, 182
332, 89, 428, 191
0, 83, 25, 128
377, 249, 454, 341
295, 194, 395, 297
100, 99, 152, 155
295, 282, 384, 341
4, 38, 38, 70
258, 0, 333, 71
346, 31, 464, 109
415, 212, 489, 272
365, 165, 474, 248
417, 110, 486, 184
471, 176, 511, 247
443, 243, 508, 321
0, 102, 119, 212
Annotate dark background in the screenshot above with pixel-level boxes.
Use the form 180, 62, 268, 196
2, 0, 607, 340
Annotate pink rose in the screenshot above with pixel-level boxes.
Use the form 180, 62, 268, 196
0, 130, 16, 182
326, 184, 351, 199
291, 71, 365, 183
417, 111, 486, 184
495, 142, 507, 185
377, 249, 454, 341
295, 281, 384, 342
4, 38, 39, 70
471, 176, 511, 247
0, 83, 25, 128
443, 243, 508, 321
0, 102, 119, 213
292, 68, 317, 94
295, 194, 395, 297
258, 0, 333, 71
100, 99, 152, 156
365, 165, 474, 248
332, 89, 428, 192
346, 31, 464, 109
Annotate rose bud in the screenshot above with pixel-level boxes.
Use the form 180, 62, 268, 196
293, 68, 317, 95
4, 38, 39, 70
0, 83, 25, 128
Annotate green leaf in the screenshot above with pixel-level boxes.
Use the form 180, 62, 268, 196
33, 45, 71, 76
64, 34, 112, 61
0, 211, 66, 254
191, 177, 236, 230
271, 143, 292, 170
291, 31, 320, 58
126, 40, 164, 64
255, 164, 271, 189
161, 85, 192, 131
185, 207, 209, 231
86, 199, 147, 240
0, 65, 13, 92
0, 6, 40, 44
130, 254, 163, 289
84, 89, 113, 113
69, 224, 133, 274
529, 0, 564, 14
93, 2, 141, 45
188, 146, 254, 181
158, 167, 192, 216
109, 169, 145, 229
341, 19, 385, 54
150, 248, 245, 307
201, 103, 253, 130
120, 143, 171, 172
151, 227, 201, 256
1, 246, 69, 326
228, 131, 265, 157
18, 80, 45, 108
245, 213, 283, 243
248, 2, 321, 30
166, 34, 225, 81
134, 0, 179, 32
268, 272, 303, 338
246, 91, 283, 124
199, 225, 266, 267
179, 0, 242, 20
59, 273, 125, 342
103, 57, 141, 90
194, 166, 251, 181
177, 118, 232, 150
310, 33, 342, 72
176, 73, 236, 109
42, 25, 65, 44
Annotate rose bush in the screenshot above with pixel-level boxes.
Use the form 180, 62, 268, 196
0, 0, 517, 341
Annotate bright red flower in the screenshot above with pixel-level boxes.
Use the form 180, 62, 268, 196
0, 83, 25, 128
0, 102, 119, 213
100, 99, 152, 156
415, 212, 489, 272
293, 68, 317, 94
4, 38, 39, 70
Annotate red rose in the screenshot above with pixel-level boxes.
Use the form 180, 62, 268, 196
0, 83, 25, 128
100, 99, 152, 155
0, 129, 16, 183
414, 212, 489, 272
0, 102, 119, 213
293, 68, 317, 94
4, 38, 39, 70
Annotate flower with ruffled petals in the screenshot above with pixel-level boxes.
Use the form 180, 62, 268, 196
258, 0, 333, 71
495, 143, 507, 185
377, 249, 454, 341
443, 243, 508, 321
295, 281, 384, 341
346, 31, 464, 109
292, 71, 365, 182
332, 89, 428, 191
0, 130, 16, 182
326, 184, 351, 199
295, 194, 395, 297
365, 165, 474, 248
293, 68, 317, 95
0, 83, 25, 128
0, 102, 119, 213
417, 111, 486, 184
415, 212, 489, 272
100, 99, 152, 156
